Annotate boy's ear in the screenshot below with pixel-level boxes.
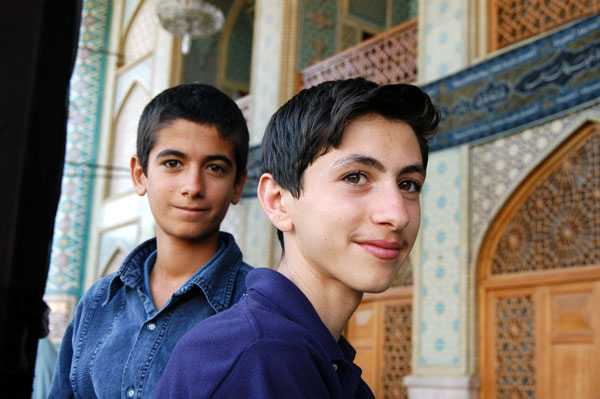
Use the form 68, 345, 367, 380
257, 173, 293, 233
231, 168, 248, 205
130, 155, 147, 196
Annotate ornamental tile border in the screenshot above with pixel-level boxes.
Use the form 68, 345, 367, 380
47, 0, 111, 296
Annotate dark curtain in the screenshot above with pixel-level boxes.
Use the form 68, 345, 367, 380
0, 0, 81, 396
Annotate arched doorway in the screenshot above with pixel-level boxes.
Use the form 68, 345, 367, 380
477, 123, 600, 399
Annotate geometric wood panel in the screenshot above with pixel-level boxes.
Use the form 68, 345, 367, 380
381, 302, 412, 399
300, 19, 417, 90
345, 286, 412, 398
487, 124, 600, 276
489, 0, 600, 51
481, 282, 600, 399
494, 294, 536, 399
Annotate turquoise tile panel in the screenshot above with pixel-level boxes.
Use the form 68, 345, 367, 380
419, 147, 461, 365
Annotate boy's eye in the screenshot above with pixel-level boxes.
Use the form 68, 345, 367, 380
164, 160, 181, 168
207, 164, 226, 174
399, 180, 421, 192
344, 172, 367, 185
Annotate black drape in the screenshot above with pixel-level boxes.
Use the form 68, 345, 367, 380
0, 0, 81, 396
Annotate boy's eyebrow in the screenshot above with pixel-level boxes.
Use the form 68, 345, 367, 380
155, 149, 186, 159
400, 164, 426, 176
154, 150, 233, 166
332, 154, 426, 176
205, 154, 233, 166
333, 154, 386, 171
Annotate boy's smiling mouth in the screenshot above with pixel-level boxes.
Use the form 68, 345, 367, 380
355, 239, 407, 260
173, 205, 210, 214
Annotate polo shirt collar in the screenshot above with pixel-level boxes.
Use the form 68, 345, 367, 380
245, 268, 355, 365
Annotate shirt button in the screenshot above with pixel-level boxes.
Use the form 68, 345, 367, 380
147, 322, 156, 331
126, 387, 135, 397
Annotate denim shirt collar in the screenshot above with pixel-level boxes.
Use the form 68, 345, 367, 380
105, 232, 243, 314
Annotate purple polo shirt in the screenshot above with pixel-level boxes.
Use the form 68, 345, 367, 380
155, 267, 374, 398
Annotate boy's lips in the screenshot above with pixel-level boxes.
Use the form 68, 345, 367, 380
356, 239, 406, 260
173, 205, 210, 214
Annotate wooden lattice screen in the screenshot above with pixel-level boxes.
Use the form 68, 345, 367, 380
494, 295, 536, 399
299, 19, 417, 90
491, 127, 600, 275
489, 0, 600, 51
381, 303, 412, 399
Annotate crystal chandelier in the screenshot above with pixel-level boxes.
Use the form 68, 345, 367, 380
156, 0, 225, 54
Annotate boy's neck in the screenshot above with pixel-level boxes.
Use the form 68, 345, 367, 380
277, 256, 363, 341
149, 231, 221, 309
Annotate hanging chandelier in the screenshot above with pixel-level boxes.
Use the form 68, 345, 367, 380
156, 0, 225, 54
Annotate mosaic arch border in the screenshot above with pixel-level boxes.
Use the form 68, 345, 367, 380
467, 110, 600, 372
472, 111, 600, 265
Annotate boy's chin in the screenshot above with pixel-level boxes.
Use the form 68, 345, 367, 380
163, 227, 219, 243
353, 276, 397, 294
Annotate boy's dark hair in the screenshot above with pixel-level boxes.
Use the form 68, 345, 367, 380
137, 83, 249, 183
260, 78, 440, 248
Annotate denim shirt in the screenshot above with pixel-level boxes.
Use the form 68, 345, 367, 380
49, 232, 252, 399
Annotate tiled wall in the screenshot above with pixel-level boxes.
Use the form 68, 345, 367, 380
420, 0, 466, 82
46, 0, 111, 297
250, 0, 284, 144
45, 0, 112, 344
418, 147, 463, 367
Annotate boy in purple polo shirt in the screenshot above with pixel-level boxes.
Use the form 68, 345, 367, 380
155, 78, 440, 398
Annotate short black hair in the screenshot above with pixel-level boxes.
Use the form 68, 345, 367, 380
260, 78, 440, 248
137, 83, 249, 183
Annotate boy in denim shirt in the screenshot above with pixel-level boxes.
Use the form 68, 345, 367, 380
156, 78, 440, 398
49, 84, 252, 399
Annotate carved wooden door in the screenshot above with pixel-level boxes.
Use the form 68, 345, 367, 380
346, 284, 413, 398
478, 123, 600, 399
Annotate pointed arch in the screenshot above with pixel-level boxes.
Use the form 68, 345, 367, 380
106, 81, 150, 198
476, 119, 600, 399
120, 0, 158, 67
217, 0, 254, 96
476, 119, 600, 280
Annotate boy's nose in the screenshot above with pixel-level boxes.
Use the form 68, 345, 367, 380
371, 186, 411, 231
180, 169, 205, 197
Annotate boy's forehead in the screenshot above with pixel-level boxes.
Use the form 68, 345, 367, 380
328, 114, 418, 154
151, 119, 233, 155
314, 116, 423, 172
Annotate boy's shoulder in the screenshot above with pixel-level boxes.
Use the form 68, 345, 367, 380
78, 237, 157, 306
172, 268, 328, 371
159, 282, 329, 397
